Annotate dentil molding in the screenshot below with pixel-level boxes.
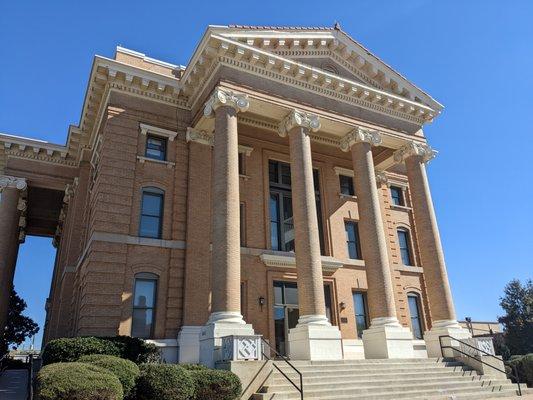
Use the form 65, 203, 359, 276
203, 88, 250, 118
278, 109, 321, 137
339, 127, 382, 152
393, 141, 437, 164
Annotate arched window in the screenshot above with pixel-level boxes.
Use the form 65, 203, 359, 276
139, 187, 164, 239
397, 228, 413, 266
132, 272, 158, 338
407, 292, 424, 339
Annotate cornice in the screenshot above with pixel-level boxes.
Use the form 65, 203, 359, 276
278, 109, 321, 137
339, 126, 382, 152
393, 141, 437, 164
139, 123, 178, 141
203, 87, 250, 117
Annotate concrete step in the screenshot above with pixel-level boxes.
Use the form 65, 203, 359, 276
273, 363, 473, 374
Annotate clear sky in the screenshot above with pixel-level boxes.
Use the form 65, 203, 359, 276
1, 0, 532, 348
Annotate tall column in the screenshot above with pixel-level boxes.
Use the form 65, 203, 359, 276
279, 110, 343, 360
199, 88, 255, 367
0, 176, 27, 336
394, 142, 470, 357
341, 128, 414, 359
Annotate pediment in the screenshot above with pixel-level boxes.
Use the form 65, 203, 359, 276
209, 25, 442, 111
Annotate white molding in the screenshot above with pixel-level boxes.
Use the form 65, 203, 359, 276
395, 265, 423, 274
116, 46, 184, 70
394, 141, 437, 164
203, 87, 250, 117
390, 204, 412, 212
186, 127, 213, 146
238, 144, 253, 156
259, 252, 343, 271
136, 155, 175, 168
139, 123, 178, 141
278, 109, 321, 137
340, 126, 382, 152
333, 166, 354, 177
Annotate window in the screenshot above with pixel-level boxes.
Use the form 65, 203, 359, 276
269, 160, 324, 253
145, 135, 167, 161
390, 186, 404, 206
132, 273, 158, 338
139, 188, 164, 239
397, 228, 413, 265
352, 292, 369, 338
238, 152, 245, 175
345, 221, 362, 259
240, 203, 246, 247
339, 175, 355, 196
408, 293, 424, 339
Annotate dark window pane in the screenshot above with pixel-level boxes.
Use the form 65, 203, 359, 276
140, 191, 163, 238
339, 175, 354, 196
132, 277, 157, 339
238, 152, 245, 175
281, 164, 291, 185
139, 216, 160, 238
390, 186, 404, 206
270, 194, 280, 250
142, 194, 162, 217
345, 221, 361, 259
273, 283, 283, 305
269, 160, 278, 183
398, 229, 412, 265
240, 203, 245, 247
284, 284, 298, 305
133, 280, 156, 308
353, 292, 368, 338
408, 295, 423, 339
145, 135, 166, 161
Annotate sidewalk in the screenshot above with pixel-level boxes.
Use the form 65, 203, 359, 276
0, 369, 28, 400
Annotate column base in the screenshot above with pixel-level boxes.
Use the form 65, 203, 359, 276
362, 317, 415, 359
424, 319, 471, 358
199, 312, 254, 368
288, 315, 343, 361
177, 326, 202, 364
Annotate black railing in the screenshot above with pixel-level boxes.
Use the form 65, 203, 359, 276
439, 335, 522, 396
260, 338, 303, 400
0, 353, 8, 375
27, 354, 34, 400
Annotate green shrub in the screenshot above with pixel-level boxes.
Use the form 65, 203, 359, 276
136, 364, 195, 400
189, 369, 242, 400
37, 362, 123, 400
41, 337, 121, 365
519, 354, 533, 387
507, 355, 524, 383
180, 363, 208, 371
79, 354, 140, 398
103, 336, 160, 363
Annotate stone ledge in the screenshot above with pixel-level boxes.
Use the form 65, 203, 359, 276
394, 264, 423, 274
259, 252, 343, 271
136, 155, 175, 168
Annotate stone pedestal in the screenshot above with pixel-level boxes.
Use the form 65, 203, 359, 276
177, 326, 203, 364
362, 317, 414, 359
424, 319, 471, 358
199, 312, 255, 368
288, 315, 343, 360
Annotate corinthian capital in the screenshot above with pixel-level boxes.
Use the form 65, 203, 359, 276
278, 109, 321, 137
203, 88, 250, 118
339, 127, 382, 152
393, 141, 437, 164
0, 175, 27, 192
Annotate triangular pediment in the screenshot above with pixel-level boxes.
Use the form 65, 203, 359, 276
209, 25, 442, 111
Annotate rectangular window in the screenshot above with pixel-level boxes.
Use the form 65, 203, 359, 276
397, 229, 413, 266
238, 152, 245, 175
269, 160, 324, 253
139, 189, 164, 239
145, 135, 167, 161
352, 292, 369, 338
240, 202, 246, 247
390, 186, 404, 206
339, 174, 355, 196
345, 221, 362, 259
132, 274, 157, 338
408, 294, 423, 339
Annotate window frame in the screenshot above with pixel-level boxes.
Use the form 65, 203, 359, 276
397, 228, 413, 266
407, 292, 424, 340
139, 187, 164, 239
145, 134, 167, 161
345, 220, 362, 260
352, 291, 369, 339
339, 174, 355, 196
390, 186, 404, 206
131, 272, 158, 339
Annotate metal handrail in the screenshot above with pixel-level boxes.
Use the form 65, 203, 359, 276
0, 353, 8, 375
260, 338, 303, 400
439, 335, 522, 396
27, 354, 34, 400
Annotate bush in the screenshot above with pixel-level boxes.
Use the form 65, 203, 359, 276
180, 363, 208, 371
189, 369, 242, 400
37, 362, 123, 400
136, 364, 195, 400
507, 354, 533, 387
102, 336, 160, 364
79, 354, 140, 398
41, 337, 121, 365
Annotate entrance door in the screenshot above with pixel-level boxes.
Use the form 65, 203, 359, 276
273, 281, 333, 356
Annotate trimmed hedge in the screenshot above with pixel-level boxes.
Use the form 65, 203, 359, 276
79, 354, 140, 398
136, 364, 195, 400
41, 336, 160, 365
508, 354, 533, 387
37, 362, 123, 400
41, 337, 121, 365
180, 363, 208, 371
189, 369, 242, 400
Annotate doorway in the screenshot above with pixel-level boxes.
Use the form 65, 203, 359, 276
273, 281, 333, 356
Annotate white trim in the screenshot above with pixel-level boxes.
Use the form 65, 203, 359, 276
395, 265, 424, 274
238, 144, 254, 156
136, 155, 175, 168
116, 46, 185, 70
139, 123, 178, 141
333, 166, 354, 177
259, 252, 343, 270
390, 204, 412, 212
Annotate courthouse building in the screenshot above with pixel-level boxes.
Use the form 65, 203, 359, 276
0, 25, 472, 364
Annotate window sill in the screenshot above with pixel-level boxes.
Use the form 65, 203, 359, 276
137, 155, 175, 168
343, 258, 365, 267
259, 251, 344, 271
239, 174, 251, 180
394, 264, 423, 274
391, 204, 412, 212
339, 193, 357, 200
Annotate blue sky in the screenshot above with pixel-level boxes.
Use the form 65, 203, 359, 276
1, 1, 532, 348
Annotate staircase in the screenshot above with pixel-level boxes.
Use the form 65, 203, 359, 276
253, 358, 527, 399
